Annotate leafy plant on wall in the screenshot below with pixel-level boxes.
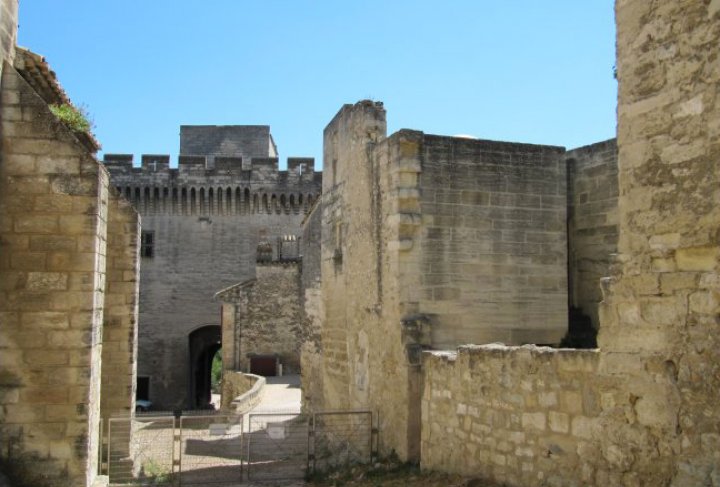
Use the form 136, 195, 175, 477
49, 103, 93, 134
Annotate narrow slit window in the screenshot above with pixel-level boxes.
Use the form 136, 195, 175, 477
141, 230, 154, 258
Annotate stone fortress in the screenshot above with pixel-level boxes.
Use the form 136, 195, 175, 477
0, 0, 718, 486
294, 2, 720, 484
103, 126, 321, 409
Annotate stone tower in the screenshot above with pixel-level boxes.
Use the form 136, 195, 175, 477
104, 127, 321, 409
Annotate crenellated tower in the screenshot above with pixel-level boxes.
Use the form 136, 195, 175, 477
102, 125, 322, 410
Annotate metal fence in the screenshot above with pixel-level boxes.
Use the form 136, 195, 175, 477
178, 414, 244, 486
102, 409, 375, 485
107, 414, 176, 486
310, 411, 373, 474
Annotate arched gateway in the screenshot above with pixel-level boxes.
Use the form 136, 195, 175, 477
188, 325, 221, 409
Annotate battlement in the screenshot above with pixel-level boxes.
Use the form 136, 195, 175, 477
103, 153, 322, 216
103, 153, 320, 183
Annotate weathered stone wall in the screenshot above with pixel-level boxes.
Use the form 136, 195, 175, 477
100, 193, 140, 419
217, 263, 305, 374
319, 101, 419, 460
600, 0, 720, 482
104, 149, 321, 409
0, 0, 16, 72
300, 204, 323, 411
567, 139, 618, 329
410, 133, 568, 346
0, 59, 108, 486
423, 346, 615, 485
421, 1, 720, 485
220, 370, 261, 410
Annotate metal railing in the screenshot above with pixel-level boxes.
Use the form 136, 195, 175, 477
102, 409, 376, 485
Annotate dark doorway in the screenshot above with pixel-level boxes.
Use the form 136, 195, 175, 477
250, 355, 277, 376
188, 325, 221, 409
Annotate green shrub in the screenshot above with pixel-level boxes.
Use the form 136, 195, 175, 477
211, 348, 222, 394
49, 103, 92, 134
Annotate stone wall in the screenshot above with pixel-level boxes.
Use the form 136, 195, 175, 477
420, 1, 720, 484
567, 139, 618, 329
0, 55, 109, 486
310, 101, 580, 461
423, 346, 613, 485
601, 0, 720, 482
100, 193, 140, 419
179, 125, 278, 162
0, 0, 16, 71
319, 101, 421, 459
217, 262, 305, 375
410, 133, 568, 346
104, 148, 321, 409
220, 371, 262, 411
300, 204, 323, 411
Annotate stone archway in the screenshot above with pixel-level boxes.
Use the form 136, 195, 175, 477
188, 325, 222, 409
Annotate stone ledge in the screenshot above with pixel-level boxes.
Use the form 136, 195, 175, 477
229, 373, 265, 414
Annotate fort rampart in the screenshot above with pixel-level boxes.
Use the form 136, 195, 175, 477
104, 154, 320, 216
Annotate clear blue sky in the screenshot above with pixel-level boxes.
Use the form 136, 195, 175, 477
18, 1, 616, 169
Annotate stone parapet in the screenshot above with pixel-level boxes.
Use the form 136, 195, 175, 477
223, 372, 265, 413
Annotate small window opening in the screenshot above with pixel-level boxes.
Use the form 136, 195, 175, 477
141, 230, 154, 258
136, 376, 150, 401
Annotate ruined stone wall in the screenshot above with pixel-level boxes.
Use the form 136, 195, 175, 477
319, 101, 425, 460
0, 60, 108, 487
410, 133, 568, 346
100, 194, 140, 419
567, 139, 618, 329
313, 101, 578, 461
421, 1, 720, 484
423, 346, 620, 485
104, 154, 321, 408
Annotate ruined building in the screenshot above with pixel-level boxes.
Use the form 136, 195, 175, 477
297, 100, 618, 459
103, 129, 321, 409
0, 2, 141, 484
299, 0, 720, 484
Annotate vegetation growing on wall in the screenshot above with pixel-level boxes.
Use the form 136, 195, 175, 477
49, 103, 92, 134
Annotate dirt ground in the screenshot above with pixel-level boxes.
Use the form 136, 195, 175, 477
308, 462, 488, 487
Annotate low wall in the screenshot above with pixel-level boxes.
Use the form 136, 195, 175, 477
221, 371, 264, 413
421, 344, 681, 486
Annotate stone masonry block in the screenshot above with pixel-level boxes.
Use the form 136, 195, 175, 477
26, 272, 68, 291
14, 214, 58, 234
10, 251, 46, 270
549, 411, 570, 433
675, 246, 719, 271
21, 311, 69, 329
521, 412, 546, 431
24, 350, 68, 366
689, 290, 719, 314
